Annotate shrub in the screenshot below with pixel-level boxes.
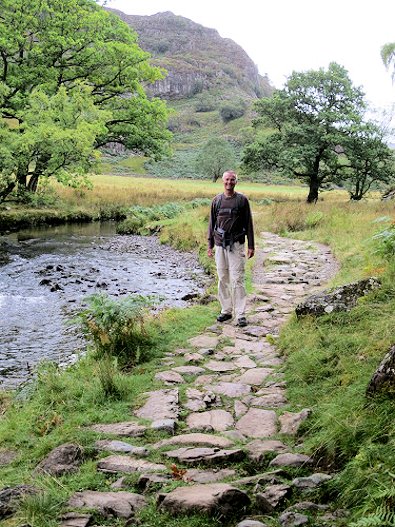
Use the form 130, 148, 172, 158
219, 101, 246, 123
76, 293, 153, 366
373, 223, 395, 259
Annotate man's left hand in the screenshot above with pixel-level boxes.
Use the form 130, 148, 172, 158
247, 248, 255, 259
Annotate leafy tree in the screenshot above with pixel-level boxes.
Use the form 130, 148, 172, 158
196, 137, 237, 182
340, 123, 395, 200
381, 42, 395, 80
243, 62, 366, 202
0, 0, 171, 201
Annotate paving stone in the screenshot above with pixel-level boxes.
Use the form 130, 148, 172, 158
184, 468, 236, 483
269, 453, 313, 467
237, 520, 268, 527
90, 422, 146, 437
189, 335, 219, 348
242, 326, 269, 338
234, 356, 257, 369
234, 400, 248, 418
184, 352, 205, 363
172, 366, 206, 375
135, 389, 179, 421
151, 419, 176, 433
184, 388, 207, 411
251, 393, 287, 408
187, 410, 234, 432
236, 368, 273, 386
208, 382, 251, 398
194, 374, 216, 385
158, 483, 250, 518
292, 473, 332, 489
279, 511, 309, 526
164, 447, 245, 465
97, 455, 166, 474
205, 360, 238, 372
245, 439, 289, 462
153, 433, 233, 449
236, 408, 277, 438
137, 473, 172, 492
95, 440, 149, 456
279, 409, 311, 435
68, 490, 146, 519
154, 370, 184, 384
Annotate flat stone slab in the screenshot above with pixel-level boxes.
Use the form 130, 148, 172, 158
234, 356, 257, 369
236, 368, 273, 386
60, 512, 92, 527
208, 382, 251, 398
269, 453, 313, 467
165, 447, 245, 465
205, 360, 238, 372
189, 335, 219, 348
95, 440, 148, 456
279, 409, 311, 435
155, 370, 184, 384
172, 366, 206, 375
184, 388, 207, 411
97, 455, 166, 474
153, 433, 233, 449
251, 393, 287, 408
159, 483, 250, 518
187, 410, 234, 432
236, 409, 277, 438
292, 473, 332, 489
68, 490, 146, 519
245, 439, 289, 462
242, 326, 269, 338
90, 422, 146, 437
135, 388, 179, 421
184, 468, 236, 483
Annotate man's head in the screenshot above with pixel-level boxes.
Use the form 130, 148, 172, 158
222, 170, 237, 195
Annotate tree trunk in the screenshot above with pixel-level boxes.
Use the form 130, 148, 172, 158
307, 177, 319, 203
27, 174, 39, 193
0, 180, 16, 203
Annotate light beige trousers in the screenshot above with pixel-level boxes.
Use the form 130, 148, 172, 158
215, 242, 246, 319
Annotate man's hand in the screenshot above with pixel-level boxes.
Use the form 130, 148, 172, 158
207, 248, 213, 258
247, 248, 255, 259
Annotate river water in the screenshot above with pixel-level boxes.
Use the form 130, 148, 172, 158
0, 222, 209, 389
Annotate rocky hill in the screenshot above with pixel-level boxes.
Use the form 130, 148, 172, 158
107, 9, 273, 101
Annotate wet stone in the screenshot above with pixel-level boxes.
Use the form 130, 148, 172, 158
187, 409, 234, 432
164, 447, 245, 466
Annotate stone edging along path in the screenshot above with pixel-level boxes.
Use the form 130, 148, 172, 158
47, 232, 342, 526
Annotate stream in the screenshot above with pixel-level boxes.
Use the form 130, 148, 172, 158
0, 222, 209, 389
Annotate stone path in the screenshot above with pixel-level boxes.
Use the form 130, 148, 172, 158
45, 233, 344, 526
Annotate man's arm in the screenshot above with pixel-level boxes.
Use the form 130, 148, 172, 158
207, 198, 216, 257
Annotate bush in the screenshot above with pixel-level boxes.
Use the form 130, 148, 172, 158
373, 223, 395, 259
76, 293, 153, 366
219, 101, 246, 123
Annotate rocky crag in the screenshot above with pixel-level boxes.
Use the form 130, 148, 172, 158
2, 232, 353, 527
107, 9, 273, 101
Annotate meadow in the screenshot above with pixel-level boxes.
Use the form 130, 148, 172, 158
0, 175, 394, 527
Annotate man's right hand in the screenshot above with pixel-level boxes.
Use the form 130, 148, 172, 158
207, 248, 213, 258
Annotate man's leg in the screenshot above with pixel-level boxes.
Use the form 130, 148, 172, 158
228, 242, 247, 321
215, 246, 232, 316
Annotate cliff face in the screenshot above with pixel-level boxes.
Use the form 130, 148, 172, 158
107, 9, 273, 100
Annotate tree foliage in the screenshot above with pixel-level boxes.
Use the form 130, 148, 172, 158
0, 0, 171, 201
242, 62, 384, 202
195, 137, 237, 182
381, 42, 395, 80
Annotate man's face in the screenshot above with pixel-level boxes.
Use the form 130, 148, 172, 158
223, 173, 237, 192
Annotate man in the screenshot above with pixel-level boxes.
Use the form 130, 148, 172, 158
207, 170, 254, 327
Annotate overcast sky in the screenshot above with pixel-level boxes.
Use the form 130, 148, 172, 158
107, 0, 395, 112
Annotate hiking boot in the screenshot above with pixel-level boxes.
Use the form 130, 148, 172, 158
237, 317, 247, 327
217, 313, 232, 323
